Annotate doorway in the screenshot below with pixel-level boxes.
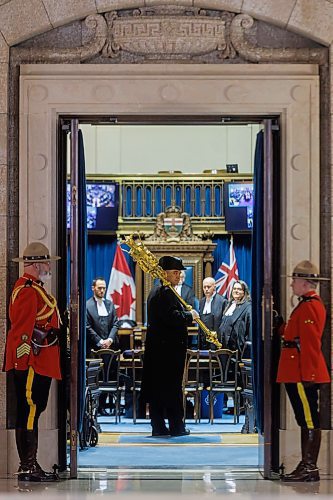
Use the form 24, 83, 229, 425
19, 63, 321, 478
61, 114, 280, 475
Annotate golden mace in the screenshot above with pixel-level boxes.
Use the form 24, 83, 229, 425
124, 234, 222, 348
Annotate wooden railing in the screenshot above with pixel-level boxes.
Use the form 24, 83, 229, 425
87, 172, 252, 235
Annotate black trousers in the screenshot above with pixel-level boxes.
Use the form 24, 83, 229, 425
285, 382, 320, 429
13, 367, 52, 430
149, 389, 185, 435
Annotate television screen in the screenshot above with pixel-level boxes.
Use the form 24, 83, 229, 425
224, 182, 254, 231
67, 182, 119, 231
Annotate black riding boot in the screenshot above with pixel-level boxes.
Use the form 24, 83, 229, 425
283, 428, 321, 482
17, 430, 59, 482
282, 427, 308, 480
15, 429, 26, 470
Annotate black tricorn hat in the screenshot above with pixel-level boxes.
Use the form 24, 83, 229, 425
158, 256, 186, 271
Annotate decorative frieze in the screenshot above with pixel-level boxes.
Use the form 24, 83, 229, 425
102, 7, 236, 60
10, 7, 327, 65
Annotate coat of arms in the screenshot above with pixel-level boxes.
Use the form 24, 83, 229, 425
148, 206, 199, 242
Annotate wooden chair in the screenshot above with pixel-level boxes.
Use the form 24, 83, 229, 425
122, 349, 145, 423
207, 348, 242, 424
91, 348, 123, 423
183, 349, 206, 423
239, 341, 255, 433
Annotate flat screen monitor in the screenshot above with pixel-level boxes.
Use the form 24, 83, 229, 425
224, 182, 254, 231
67, 181, 119, 231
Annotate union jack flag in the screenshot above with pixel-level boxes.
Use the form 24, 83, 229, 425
214, 236, 239, 298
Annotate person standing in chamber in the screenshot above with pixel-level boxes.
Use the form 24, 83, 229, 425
174, 270, 196, 308
3, 242, 61, 482
174, 269, 198, 348
218, 280, 251, 354
199, 277, 227, 350
276, 261, 330, 483
86, 277, 120, 416
142, 256, 199, 437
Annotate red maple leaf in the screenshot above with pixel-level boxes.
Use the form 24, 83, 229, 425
111, 283, 134, 318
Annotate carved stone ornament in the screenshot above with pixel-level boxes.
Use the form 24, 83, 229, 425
11, 8, 326, 64
147, 205, 201, 242
103, 7, 236, 60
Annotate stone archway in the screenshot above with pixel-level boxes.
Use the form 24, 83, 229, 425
0, 0, 332, 478
0, 0, 332, 46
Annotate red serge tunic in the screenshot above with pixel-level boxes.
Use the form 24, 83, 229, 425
276, 291, 330, 383
3, 273, 62, 380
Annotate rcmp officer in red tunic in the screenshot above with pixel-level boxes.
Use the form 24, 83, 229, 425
3, 242, 61, 482
276, 260, 330, 482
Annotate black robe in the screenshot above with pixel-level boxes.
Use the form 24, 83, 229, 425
141, 285, 193, 406
218, 300, 252, 354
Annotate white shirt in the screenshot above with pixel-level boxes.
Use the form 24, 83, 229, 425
95, 297, 108, 317
175, 284, 183, 295
224, 301, 237, 316
203, 292, 216, 314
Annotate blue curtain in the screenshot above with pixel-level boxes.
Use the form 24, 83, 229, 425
86, 237, 135, 300
77, 130, 87, 433
212, 235, 252, 292
251, 130, 264, 433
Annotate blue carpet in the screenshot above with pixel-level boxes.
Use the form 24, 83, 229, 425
119, 434, 221, 444
78, 445, 258, 467
100, 416, 245, 434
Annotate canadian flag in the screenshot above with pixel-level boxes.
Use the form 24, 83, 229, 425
106, 244, 136, 322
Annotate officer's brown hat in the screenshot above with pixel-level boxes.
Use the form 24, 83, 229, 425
12, 242, 60, 263
286, 260, 329, 281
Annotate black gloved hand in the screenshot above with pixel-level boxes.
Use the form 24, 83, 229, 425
273, 312, 284, 329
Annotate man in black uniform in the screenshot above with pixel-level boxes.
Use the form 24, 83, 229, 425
141, 256, 199, 437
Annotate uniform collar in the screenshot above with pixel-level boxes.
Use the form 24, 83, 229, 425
22, 272, 43, 285
299, 290, 317, 301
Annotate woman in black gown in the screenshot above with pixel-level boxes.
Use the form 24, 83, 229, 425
218, 280, 251, 354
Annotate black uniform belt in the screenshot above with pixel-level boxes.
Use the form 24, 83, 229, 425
282, 340, 299, 348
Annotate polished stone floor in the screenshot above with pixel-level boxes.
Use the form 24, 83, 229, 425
1, 468, 333, 497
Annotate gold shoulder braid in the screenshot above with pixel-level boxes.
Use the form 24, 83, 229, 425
12, 281, 61, 324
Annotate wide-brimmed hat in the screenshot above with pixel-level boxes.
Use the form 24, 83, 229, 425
286, 260, 329, 281
158, 256, 186, 271
12, 242, 60, 263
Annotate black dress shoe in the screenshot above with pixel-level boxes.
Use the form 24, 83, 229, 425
170, 428, 190, 437
98, 408, 109, 416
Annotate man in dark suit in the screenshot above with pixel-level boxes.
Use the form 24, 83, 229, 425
86, 277, 120, 415
199, 277, 227, 350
